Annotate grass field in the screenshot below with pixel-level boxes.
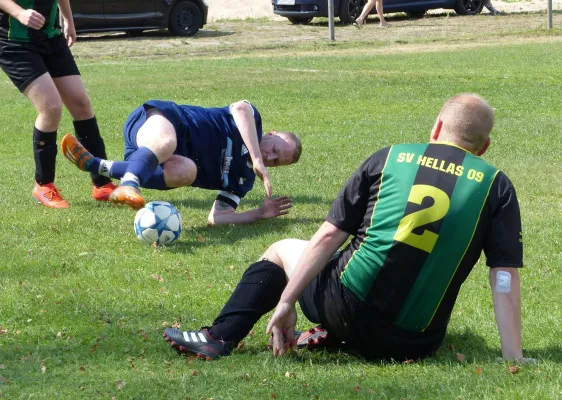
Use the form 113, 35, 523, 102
0, 11, 561, 399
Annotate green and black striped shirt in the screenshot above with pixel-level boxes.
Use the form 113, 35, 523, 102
0, 0, 60, 42
327, 143, 523, 333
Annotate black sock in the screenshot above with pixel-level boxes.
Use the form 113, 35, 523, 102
33, 127, 57, 185
208, 260, 287, 344
73, 117, 111, 186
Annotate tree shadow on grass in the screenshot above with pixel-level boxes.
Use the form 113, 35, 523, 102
170, 214, 326, 253
234, 329, 562, 365
170, 194, 328, 212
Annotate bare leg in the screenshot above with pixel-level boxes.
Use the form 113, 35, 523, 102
356, 0, 376, 26
24, 73, 63, 132
135, 109, 177, 163
375, 0, 389, 26
161, 155, 197, 188
260, 239, 310, 279
53, 75, 94, 120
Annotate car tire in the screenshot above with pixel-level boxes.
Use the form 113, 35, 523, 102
338, 0, 366, 24
405, 10, 427, 18
287, 16, 313, 24
168, 0, 202, 36
454, 0, 484, 15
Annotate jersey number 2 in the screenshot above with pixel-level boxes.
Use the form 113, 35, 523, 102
393, 184, 450, 253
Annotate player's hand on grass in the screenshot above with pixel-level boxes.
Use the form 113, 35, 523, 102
260, 196, 292, 220
266, 301, 297, 357
63, 20, 77, 47
497, 356, 537, 364
252, 159, 272, 197
17, 9, 45, 30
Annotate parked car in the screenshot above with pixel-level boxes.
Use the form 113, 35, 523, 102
271, 0, 483, 24
70, 0, 208, 37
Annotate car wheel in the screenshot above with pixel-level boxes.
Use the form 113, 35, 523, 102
454, 0, 484, 15
168, 0, 202, 36
405, 10, 427, 18
287, 16, 313, 24
338, 0, 366, 24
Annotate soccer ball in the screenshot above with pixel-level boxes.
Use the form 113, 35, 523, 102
134, 201, 182, 246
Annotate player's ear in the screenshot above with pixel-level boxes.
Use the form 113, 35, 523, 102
477, 137, 491, 156
430, 118, 442, 142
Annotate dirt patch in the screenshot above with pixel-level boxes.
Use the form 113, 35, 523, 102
73, 11, 562, 62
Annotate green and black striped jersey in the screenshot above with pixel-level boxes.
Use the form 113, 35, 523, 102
327, 143, 523, 333
0, 0, 60, 42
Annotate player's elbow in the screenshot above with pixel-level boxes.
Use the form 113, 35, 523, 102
231, 101, 252, 114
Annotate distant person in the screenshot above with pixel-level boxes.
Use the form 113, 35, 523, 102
163, 94, 532, 364
355, 0, 389, 28
0, 0, 117, 208
484, 1, 501, 15
62, 100, 301, 226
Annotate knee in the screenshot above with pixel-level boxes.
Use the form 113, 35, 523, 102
162, 156, 196, 187
159, 134, 177, 157
70, 94, 93, 119
39, 98, 63, 120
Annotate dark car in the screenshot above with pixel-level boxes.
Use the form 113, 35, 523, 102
272, 0, 483, 24
71, 0, 208, 37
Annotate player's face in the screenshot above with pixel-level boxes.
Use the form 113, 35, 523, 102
260, 132, 295, 167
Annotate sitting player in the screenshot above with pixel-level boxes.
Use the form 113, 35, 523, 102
61, 100, 301, 226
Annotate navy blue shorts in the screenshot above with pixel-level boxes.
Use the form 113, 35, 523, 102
123, 101, 191, 161
0, 34, 80, 92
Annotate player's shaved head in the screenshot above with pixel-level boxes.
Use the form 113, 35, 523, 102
438, 94, 494, 152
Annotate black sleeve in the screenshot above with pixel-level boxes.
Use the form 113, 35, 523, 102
484, 172, 524, 268
326, 148, 389, 235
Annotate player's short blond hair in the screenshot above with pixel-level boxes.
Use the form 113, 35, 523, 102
276, 131, 302, 164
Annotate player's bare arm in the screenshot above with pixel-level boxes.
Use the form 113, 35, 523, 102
207, 196, 293, 227
230, 100, 272, 196
490, 267, 530, 362
0, 0, 44, 29
266, 222, 349, 356
58, 0, 76, 47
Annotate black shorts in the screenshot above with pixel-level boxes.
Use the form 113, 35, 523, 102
298, 254, 352, 340
0, 34, 80, 92
298, 254, 446, 360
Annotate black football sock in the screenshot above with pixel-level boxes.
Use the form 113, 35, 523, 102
208, 260, 287, 344
33, 127, 57, 185
73, 116, 111, 186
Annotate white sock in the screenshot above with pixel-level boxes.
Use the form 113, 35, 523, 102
122, 172, 140, 188
98, 160, 113, 177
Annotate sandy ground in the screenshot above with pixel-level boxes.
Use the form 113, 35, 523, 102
207, 0, 562, 21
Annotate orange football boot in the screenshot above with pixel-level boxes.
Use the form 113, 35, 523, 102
92, 182, 118, 201
108, 185, 145, 210
32, 182, 69, 209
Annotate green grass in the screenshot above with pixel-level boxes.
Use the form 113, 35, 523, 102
0, 17, 561, 399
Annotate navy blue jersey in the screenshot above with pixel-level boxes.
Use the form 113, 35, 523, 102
124, 100, 263, 206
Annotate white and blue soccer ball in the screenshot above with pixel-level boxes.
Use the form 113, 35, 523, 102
134, 201, 182, 246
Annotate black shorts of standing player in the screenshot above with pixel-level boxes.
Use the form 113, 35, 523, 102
299, 255, 445, 361
0, 34, 79, 92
